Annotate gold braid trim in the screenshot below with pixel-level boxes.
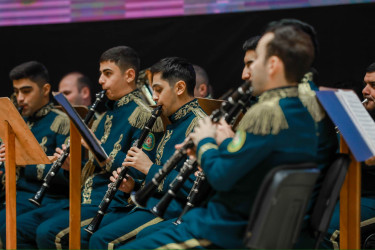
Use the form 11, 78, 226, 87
91, 113, 105, 133
185, 107, 207, 137
237, 87, 298, 135
173, 99, 200, 120
105, 134, 123, 172
157, 239, 213, 249
101, 115, 113, 144
197, 143, 218, 165
128, 106, 164, 133
131, 95, 164, 133
298, 82, 325, 123
155, 130, 173, 165
50, 110, 70, 135
80, 157, 95, 188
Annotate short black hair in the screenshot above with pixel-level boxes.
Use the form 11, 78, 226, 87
366, 62, 375, 73
150, 57, 196, 96
100, 46, 140, 81
9, 61, 49, 88
264, 24, 314, 83
242, 36, 261, 51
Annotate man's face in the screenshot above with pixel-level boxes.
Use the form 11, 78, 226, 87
250, 33, 273, 96
363, 71, 375, 111
152, 72, 178, 117
242, 50, 256, 82
59, 75, 82, 105
99, 61, 127, 101
13, 78, 46, 117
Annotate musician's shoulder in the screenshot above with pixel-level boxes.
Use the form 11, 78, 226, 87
128, 101, 164, 133
298, 81, 325, 123
237, 96, 288, 136
49, 108, 70, 135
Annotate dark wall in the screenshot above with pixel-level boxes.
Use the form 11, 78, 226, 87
1, 3, 374, 100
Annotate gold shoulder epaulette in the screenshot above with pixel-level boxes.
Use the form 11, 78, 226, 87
237, 97, 288, 135
91, 112, 106, 133
185, 107, 207, 137
50, 109, 70, 135
298, 82, 325, 122
129, 98, 164, 133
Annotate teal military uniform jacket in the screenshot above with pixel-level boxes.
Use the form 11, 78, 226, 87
80, 89, 164, 209
1, 103, 70, 198
137, 99, 206, 219
183, 86, 320, 248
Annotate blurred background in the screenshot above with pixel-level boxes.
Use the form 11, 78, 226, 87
1, 0, 374, 99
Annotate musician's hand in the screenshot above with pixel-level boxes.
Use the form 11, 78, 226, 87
123, 147, 153, 175
190, 117, 216, 146
0, 144, 5, 162
216, 118, 234, 145
54, 144, 70, 171
365, 156, 375, 166
109, 167, 135, 193
175, 138, 197, 159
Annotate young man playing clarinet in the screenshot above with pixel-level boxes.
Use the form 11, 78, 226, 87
13, 46, 164, 249
119, 22, 329, 249
86, 57, 207, 249
0, 61, 70, 248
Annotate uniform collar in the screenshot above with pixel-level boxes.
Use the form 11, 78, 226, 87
106, 89, 141, 110
27, 102, 53, 122
258, 86, 298, 102
169, 99, 198, 123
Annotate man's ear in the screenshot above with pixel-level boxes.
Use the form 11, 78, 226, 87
42, 83, 51, 97
175, 80, 187, 96
199, 84, 207, 97
124, 68, 136, 83
80, 86, 90, 99
267, 56, 280, 76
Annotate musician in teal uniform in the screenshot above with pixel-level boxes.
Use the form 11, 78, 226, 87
11, 46, 163, 249
322, 62, 375, 249
86, 57, 206, 249
0, 61, 70, 248
120, 23, 321, 249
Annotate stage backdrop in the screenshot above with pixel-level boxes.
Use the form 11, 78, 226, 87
0, 2, 374, 100
1, 0, 373, 26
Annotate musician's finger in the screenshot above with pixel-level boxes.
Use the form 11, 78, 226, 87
127, 150, 137, 157
117, 167, 122, 174
123, 161, 134, 167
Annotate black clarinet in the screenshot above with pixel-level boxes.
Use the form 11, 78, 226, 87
85, 105, 162, 234
151, 159, 198, 218
174, 171, 210, 225
28, 90, 106, 207
172, 84, 255, 223
131, 81, 252, 208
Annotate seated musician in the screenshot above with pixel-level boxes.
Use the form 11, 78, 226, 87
14, 46, 163, 249
86, 57, 206, 249
119, 22, 327, 249
130, 34, 262, 241
323, 62, 375, 249
0, 61, 70, 248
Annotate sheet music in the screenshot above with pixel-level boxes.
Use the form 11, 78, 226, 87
336, 90, 375, 154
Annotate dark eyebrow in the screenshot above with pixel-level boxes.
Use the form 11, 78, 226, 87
14, 86, 33, 91
152, 82, 162, 88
